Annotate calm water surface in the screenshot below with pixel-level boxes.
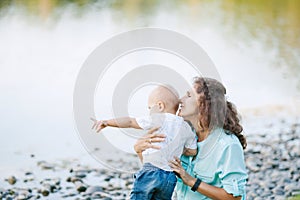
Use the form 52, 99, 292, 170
0, 0, 299, 172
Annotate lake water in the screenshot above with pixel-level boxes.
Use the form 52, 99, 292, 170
0, 0, 300, 174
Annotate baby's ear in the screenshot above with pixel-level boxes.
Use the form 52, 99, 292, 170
157, 101, 165, 111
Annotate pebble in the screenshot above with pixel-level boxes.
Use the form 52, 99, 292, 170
39, 188, 49, 197
66, 176, 83, 183
75, 181, 87, 193
37, 161, 54, 170
75, 173, 87, 179
5, 176, 17, 185
84, 186, 103, 195
16, 194, 27, 200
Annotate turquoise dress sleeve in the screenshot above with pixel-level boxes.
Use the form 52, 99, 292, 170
218, 143, 248, 197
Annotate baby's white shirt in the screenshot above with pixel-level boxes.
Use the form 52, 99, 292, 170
136, 113, 197, 171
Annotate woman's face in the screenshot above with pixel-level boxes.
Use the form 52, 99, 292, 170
178, 86, 199, 120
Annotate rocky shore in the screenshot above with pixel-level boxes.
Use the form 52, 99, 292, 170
1, 159, 138, 200
245, 119, 300, 200
1, 118, 300, 200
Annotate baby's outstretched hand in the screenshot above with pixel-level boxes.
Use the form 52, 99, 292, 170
90, 117, 108, 133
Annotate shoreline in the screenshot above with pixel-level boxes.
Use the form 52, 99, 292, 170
1, 116, 300, 200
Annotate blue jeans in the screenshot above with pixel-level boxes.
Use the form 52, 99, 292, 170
130, 163, 177, 200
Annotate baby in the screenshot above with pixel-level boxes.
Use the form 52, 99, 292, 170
91, 85, 197, 200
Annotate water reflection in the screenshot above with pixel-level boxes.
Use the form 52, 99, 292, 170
1, 0, 299, 87
218, 0, 300, 87
0, 0, 299, 170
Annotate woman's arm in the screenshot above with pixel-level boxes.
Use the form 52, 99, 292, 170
187, 178, 241, 200
169, 157, 241, 200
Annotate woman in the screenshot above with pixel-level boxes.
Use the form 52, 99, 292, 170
134, 77, 248, 200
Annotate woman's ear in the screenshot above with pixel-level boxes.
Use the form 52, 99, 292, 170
157, 101, 165, 112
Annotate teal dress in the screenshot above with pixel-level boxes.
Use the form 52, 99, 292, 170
175, 128, 248, 200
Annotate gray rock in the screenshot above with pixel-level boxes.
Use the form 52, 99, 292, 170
273, 186, 285, 196
98, 181, 109, 188
66, 176, 83, 183
61, 193, 77, 198
278, 162, 290, 171
37, 161, 54, 170
285, 185, 300, 192
85, 186, 103, 195
75, 173, 86, 179
292, 191, 300, 196
16, 194, 27, 200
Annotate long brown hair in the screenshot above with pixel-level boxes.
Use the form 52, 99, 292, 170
193, 77, 247, 149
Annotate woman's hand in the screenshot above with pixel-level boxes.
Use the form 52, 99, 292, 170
134, 127, 166, 153
169, 157, 196, 187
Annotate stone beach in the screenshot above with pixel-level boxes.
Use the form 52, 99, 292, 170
1, 117, 300, 200
245, 118, 300, 200
1, 159, 139, 200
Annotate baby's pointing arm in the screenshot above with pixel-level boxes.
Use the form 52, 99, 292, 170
105, 117, 142, 129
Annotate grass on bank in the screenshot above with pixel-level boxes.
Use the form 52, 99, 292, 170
289, 195, 300, 200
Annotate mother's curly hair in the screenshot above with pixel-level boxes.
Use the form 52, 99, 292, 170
193, 77, 247, 149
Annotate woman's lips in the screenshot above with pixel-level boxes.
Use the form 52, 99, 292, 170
177, 109, 181, 116
177, 104, 183, 116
